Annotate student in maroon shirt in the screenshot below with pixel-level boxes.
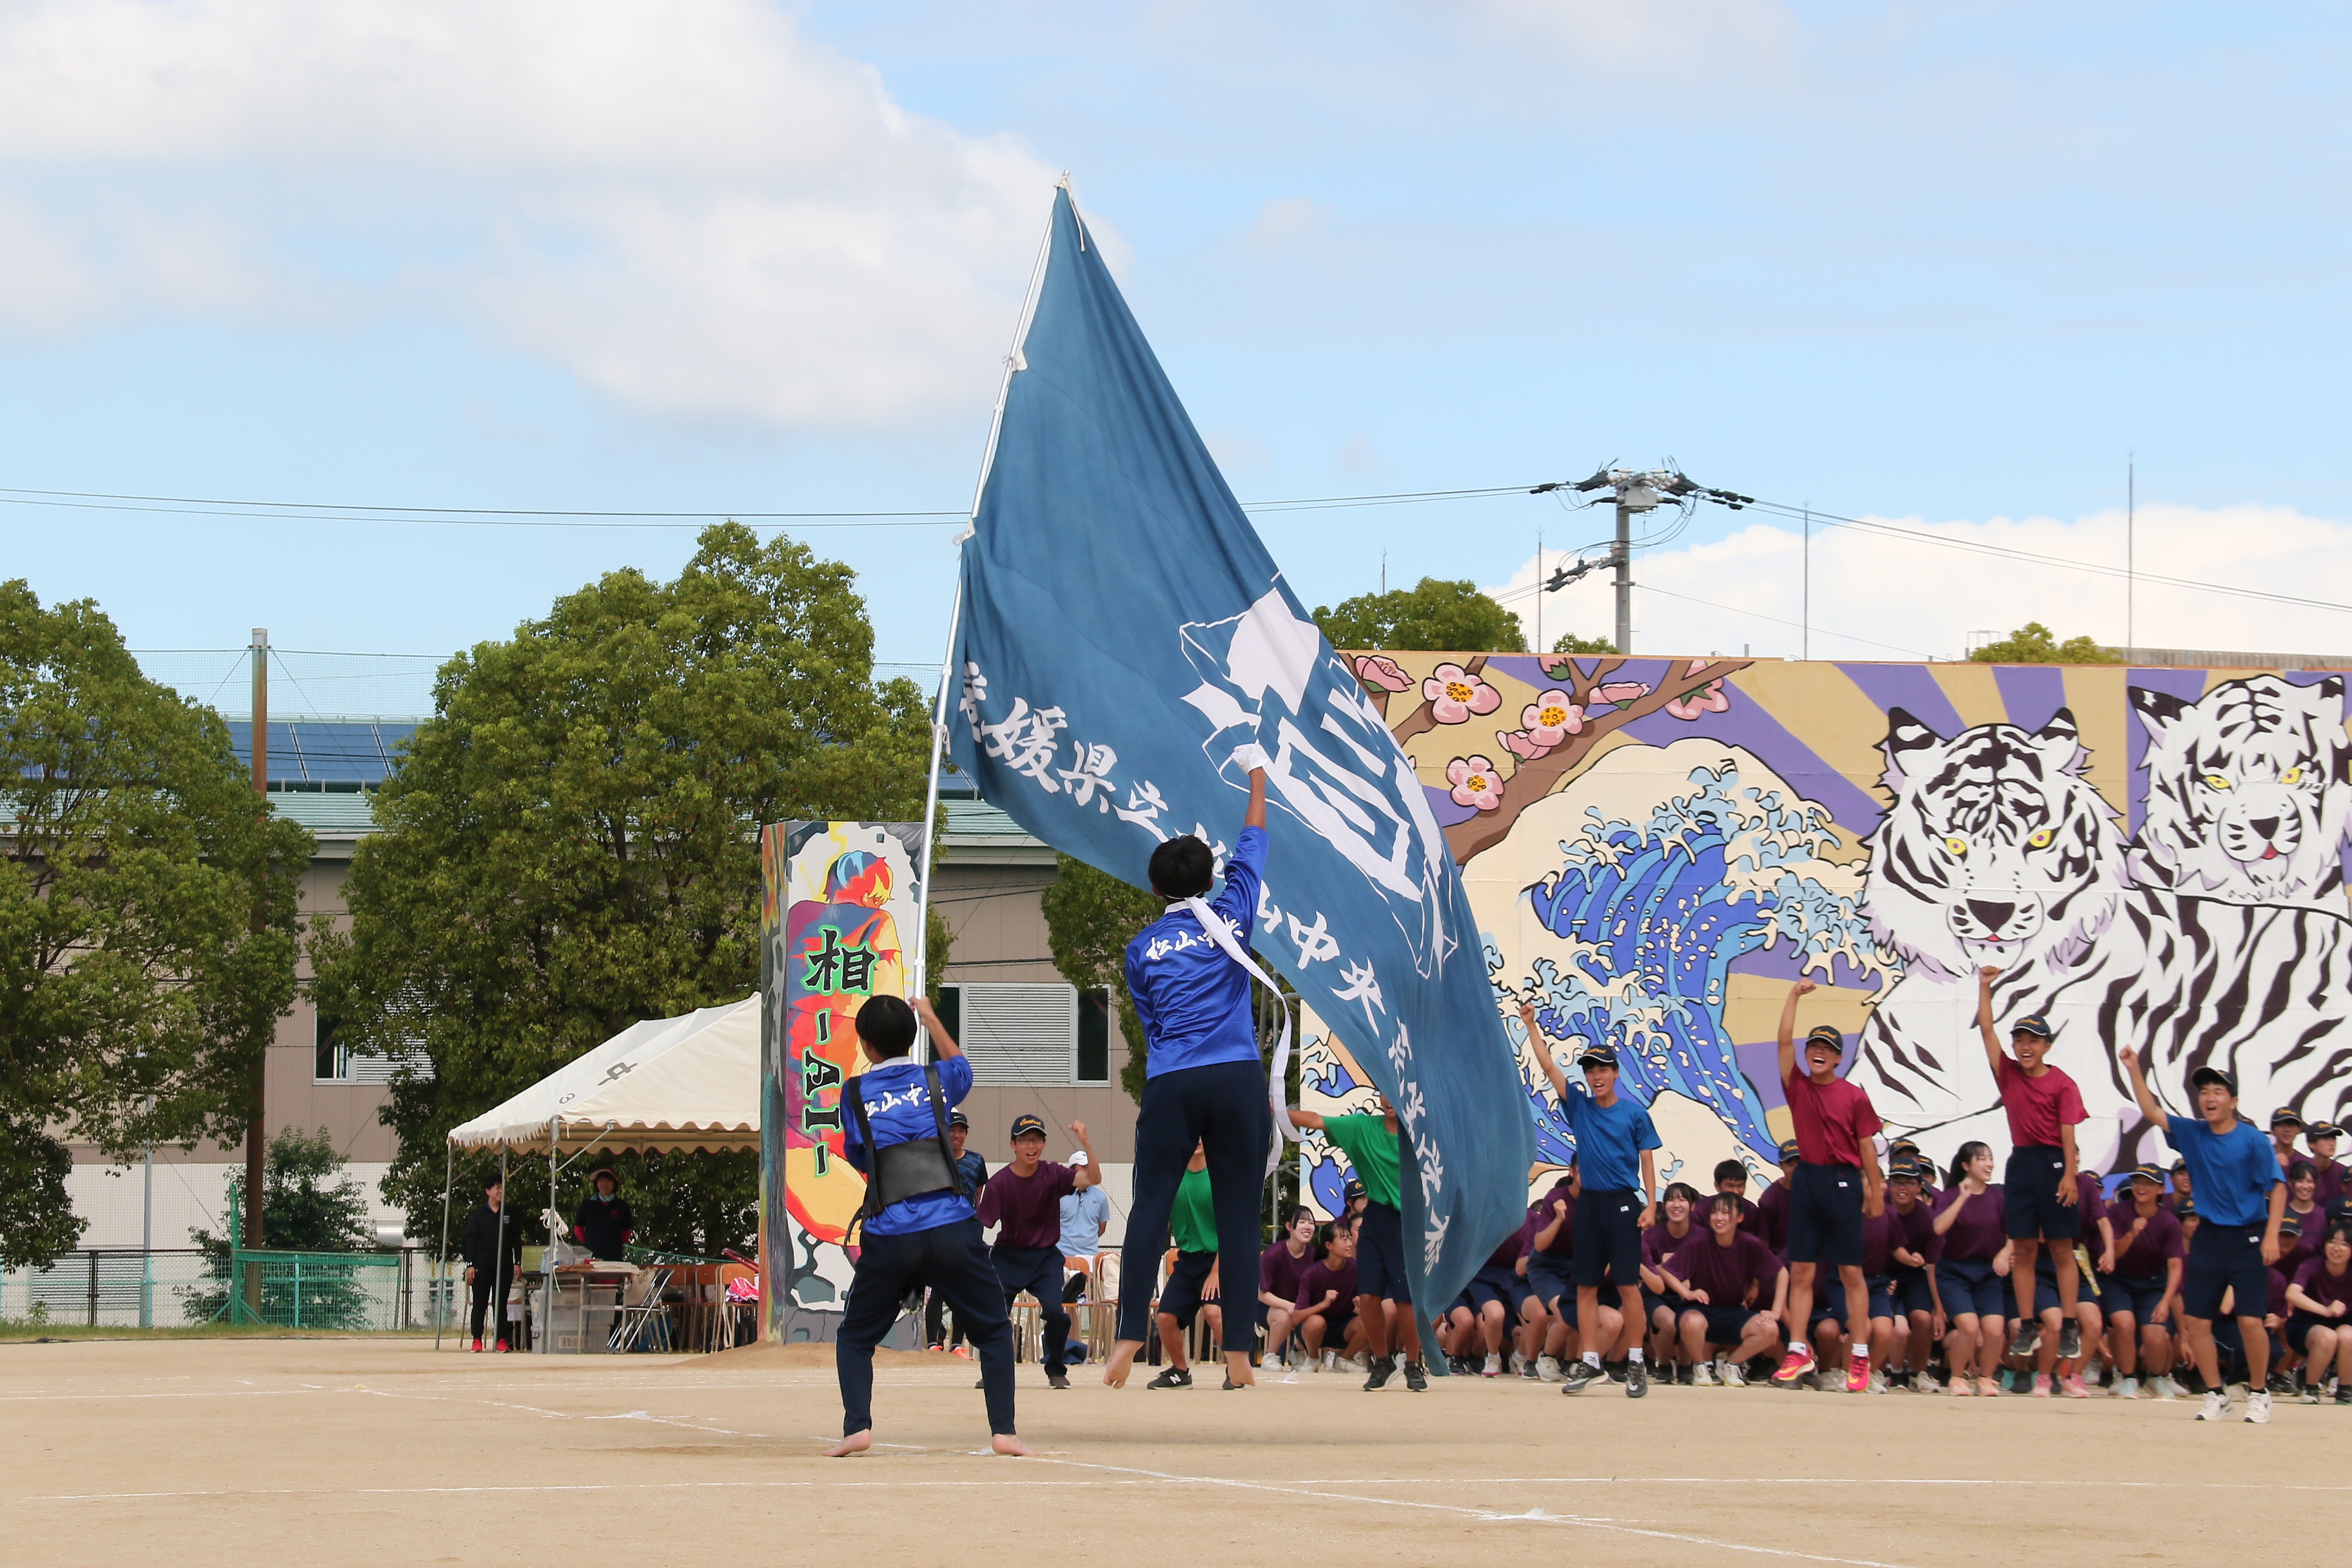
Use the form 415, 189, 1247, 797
1662, 1193, 1785, 1384
1707, 1159, 1767, 1235
1883, 1160, 1945, 1393
2307, 1125, 2346, 1207
1640, 1184, 1703, 1380
1294, 1222, 1366, 1369
1756, 1141, 1799, 1255
2285, 1223, 2352, 1406
2280, 1163, 2324, 1278
1772, 979, 1886, 1392
1975, 967, 2088, 1365
2270, 1110, 2306, 1176
2100, 1163, 2186, 1400
977, 1114, 1099, 1390
1256, 1206, 1317, 1370
1932, 1141, 2013, 1396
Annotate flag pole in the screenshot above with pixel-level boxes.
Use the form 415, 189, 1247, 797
907, 182, 1063, 1052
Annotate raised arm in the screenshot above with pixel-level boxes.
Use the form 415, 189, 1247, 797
1534, 1197, 1568, 1251
2117, 1044, 2167, 1128
912, 995, 963, 1061
1068, 1122, 1097, 1190
1244, 764, 1267, 830
1975, 965, 2006, 1079
1287, 1107, 1327, 1132
1932, 1191, 1965, 1237
1777, 979, 1817, 1087
1518, 1001, 1569, 1099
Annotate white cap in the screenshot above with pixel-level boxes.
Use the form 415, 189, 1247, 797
1070, 1150, 1090, 1166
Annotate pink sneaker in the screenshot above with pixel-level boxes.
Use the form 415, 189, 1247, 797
2061, 1373, 2091, 1398
2031, 1373, 2052, 1398
1845, 1354, 1870, 1394
1770, 1345, 1816, 1386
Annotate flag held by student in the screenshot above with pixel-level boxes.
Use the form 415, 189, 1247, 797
946, 185, 1533, 1313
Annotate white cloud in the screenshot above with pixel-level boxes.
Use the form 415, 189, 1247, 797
1484, 504, 2352, 663
0, 0, 1060, 426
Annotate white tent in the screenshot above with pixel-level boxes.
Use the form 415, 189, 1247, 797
446, 997, 760, 1156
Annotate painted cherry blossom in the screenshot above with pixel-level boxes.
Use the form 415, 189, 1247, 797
1664, 661, 1732, 720
1353, 653, 1410, 692
1498, 729, 1552, 761
1446, 754, 1504, 811
1591, 680, 1652, 709
1519, 689, 1583, 747
1422, 662, 1502, 724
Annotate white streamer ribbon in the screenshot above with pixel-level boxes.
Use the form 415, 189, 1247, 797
1179, 894, 1302, 1177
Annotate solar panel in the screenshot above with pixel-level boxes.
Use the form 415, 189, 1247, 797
228, 720, 418, 786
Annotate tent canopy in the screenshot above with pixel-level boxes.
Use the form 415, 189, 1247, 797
446, 997, 760, 1155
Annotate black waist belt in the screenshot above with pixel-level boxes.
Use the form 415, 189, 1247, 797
845, 1061, 970, 1221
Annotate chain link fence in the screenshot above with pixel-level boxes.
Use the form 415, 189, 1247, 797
1, 1248, 456, 1331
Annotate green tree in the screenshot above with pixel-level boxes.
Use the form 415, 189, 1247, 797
0, 582, 310, 1269
1969, 623, 2124, 665
1039, 853, 1166, 1103
1551, 630, 1616, 654
1311, 577, 1527, 652
185, 1126, 376, 1326
308, 524, 936, 1250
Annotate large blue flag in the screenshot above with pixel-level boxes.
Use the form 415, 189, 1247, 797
946, 187, 1533, 1313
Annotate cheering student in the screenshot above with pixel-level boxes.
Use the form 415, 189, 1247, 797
1852, 1173, 1916, 1393
830, 994, 1023, 1458
2269, 1110, 2306, 1175
1972, 968, 2088, 1366
1289, 1097, 1429, 1391
1522, 1167, 1587, 1380
1883, 1160, 1945, 1393
1756, 1141, 1800, 1255
2286, 1223, 2352, 1405
1147, 1144, 1222, 1389
1257, 1206, 1318, 1370
1294, 1221, 1366, 1370
1106, 763, 1273, 1392
2167, 1159, 2193, 1213
1663, 1193, 1787, 1384
2119, 1046, 2287, 1423
1709, 1159, 1767, 1234
1641, 1184, 1705, 1380
1520, 1001, 1663, 1398
1771, 980, 1886, 1391
978, 1113, 1100, 1391
2100, 1163, 2188, 1400
1933, 1141, 2014, 1396
2279, 1162, 2324, 1277
2307, 1123, 2346, 1206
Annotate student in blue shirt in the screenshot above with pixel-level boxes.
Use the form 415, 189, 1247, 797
1104, 764, 1272, 1391
827, 993, 1026, 1458
2121, 1044, 2286, 1426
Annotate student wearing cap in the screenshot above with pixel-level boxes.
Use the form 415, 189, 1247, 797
1850, 1170, 1917, 1393
1057, 1150, 1113, 1323
1520, 1001, 1664, 1398
1257, 1206, 1318, 1371
1770, 981, 1886, 1392
1972, 968, 2090, 1368
2285, 1222, 2352, 1405
2307, 1124, 2346, 1207
2166, 1159, 2192, 1213
1148, 1143, 1224, 1388
1932, 1141, 2013, 1396
1756, 1142, 1799, 1255
2100, 1164, 2187, 1399
2269, 1110, 2306, 1177
830, 994, 1023, 1458
978, 1112, 1099, 1391
1289, 1095, 1429, 1391
1107, 763, 1274, 1393
1662, 1193, 1785, 1384
2119, 1046, 2288, 1423
926, 1110, 990, 1355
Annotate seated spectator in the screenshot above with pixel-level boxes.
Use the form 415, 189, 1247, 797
2307, 1124, 2345, 1207
1932, 1141, 2012, 1397
2099, 1163, 2187, 1400
1661, 1193, 1785, 1385
1295, 1220, 1366, 1371
2285, 1224, 2352, 1406
1709, 1159, 1765, 1236
1257, 1205, 1317, 1369
1883, 1159, 1944, 1393
1640, 1183, 1704, 1381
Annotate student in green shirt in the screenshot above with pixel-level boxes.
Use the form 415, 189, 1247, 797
1289, 1096, 1426, 1391
1149, 1143, 1228, 1389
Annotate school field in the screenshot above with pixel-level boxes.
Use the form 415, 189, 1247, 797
5, 1337, 2343, 1566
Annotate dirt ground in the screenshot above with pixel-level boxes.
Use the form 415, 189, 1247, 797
4, 1336, 2344, 1566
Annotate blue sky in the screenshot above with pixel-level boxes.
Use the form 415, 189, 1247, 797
6, 1, 2351, 714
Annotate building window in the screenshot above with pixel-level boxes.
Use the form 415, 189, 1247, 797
938, 982, 1092, 1086
1077, 988, 1112, 1084
313, 1008, 433, 1084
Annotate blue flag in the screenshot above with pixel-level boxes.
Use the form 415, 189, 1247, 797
946, 188, 1533, 1313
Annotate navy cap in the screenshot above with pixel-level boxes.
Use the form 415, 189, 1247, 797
1888, 1160, 1923, 1181
2279, 1216, 2303, 1237
1803, 1024, 1843, 1053
1009, 1114, 1048, 1140
2271, 1108, 2306, 1129
2011, 1013, 2054, 1040
2191, 1064, 2238, 1095
948, 1109, 969, 1129
1578, 1043, 1620, 1069
1776, 1138, 1802, 1163
2175, 1199, 2199, 1220
2170, 1157, 2189, 1173
2129, 1163, 2165, 1184
2311, 1123, 2342, 1140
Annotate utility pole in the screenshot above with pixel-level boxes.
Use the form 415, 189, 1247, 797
1534, 526, 1544, 655
244, 629, 268, 1270
2126, 453, 2135, 652
1802, 502, 1810, 661
1565, 467, 1749, 655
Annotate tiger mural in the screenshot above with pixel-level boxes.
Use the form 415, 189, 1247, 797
2127, 674, 2351, 910
1847, 703, 2352, 1174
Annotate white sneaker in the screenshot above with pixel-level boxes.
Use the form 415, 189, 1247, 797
1340, 1354, 1368, 1373
1719, 1357, 1750, 1388
2112, 1376, 2139, 1400
1319, 1349, 1337, 1373
1482, 1353, 1502, 1377
1908, 1371, 1937, 1395
2197, 1389, 2231, 1422
1508, 1350, 1528, 1377
1867, 1370, 1890, 1394
1690, 1360, 1720, 1386
1536, 1355, 1564, 1383
2244, 1390, 2272, 1424
2154, 1375, 2184, 1400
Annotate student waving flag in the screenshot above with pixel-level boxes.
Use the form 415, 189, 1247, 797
944, 184, 1533, 1320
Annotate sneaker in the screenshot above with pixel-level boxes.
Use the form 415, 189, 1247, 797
2244, 1389, 2272, 1424
1340, 1353, 1369, 1373
1691, 1360, 1721, 1387
2058, 1321, 2082, 1360
1508, 1351, 1528, 1377
1910, 1371, 1939, 1395
470, 1338, 484, 1353
927, 1342, 945, 1353
2061, 1373, 2090, 1398
2267, 1371, 2298, 1398
1403, 1360, 1429, 1392
2008, 1323, 2040, 1358
1794, 1371, 1821, 1391
1677, 1362, 1696, 1385
2032, 1373, 2053, 1399
1482, 1353, 1502, 1377
1867, 1370, 1890, 1395
1625, 1360, 1649, 1398
1770, 1346, 1816, 1386
2112, 1376, 2140, 1400
1719, 1358, 1750, 1388
2300, 1380, 2322, 1406
2336, 1386, 2352, 1407
1260, 1351, 1284, 1370
1363, 1355, 1397, 1391
1319, 1349, 1337, 1374
1222, 1369, 1248, 1390
1147, 1366, 1193, 1389
1847, 1355, 1871, 1395
2197, 1388, 2231, 1422
1518, 1358, 1540, 1380
1561, 1359, 1604, 1395
1536, 1355, 1565, 1383
1046, 1370, 1071, 1389
2153, 1375, 2184, 1400
951, 1346, 974, 1360
495, 1339, 511, 1353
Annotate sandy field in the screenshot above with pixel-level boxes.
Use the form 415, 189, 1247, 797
3, 1336, 2344, 1567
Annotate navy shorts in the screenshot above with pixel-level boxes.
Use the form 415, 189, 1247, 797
2099, 1274, 2167, 1324
2032, 1261, 2097, 1318
1642, 1287, 1674, 1322
1808, 1279, 1868, 1333
1158, 1251, 1217, 1327
1463, 1263, 1518, 1313
1527, 1257, 1574, 1310
1355, 1202, 1413, 1304
1573, 1188, 1645, 1287
1936, 1255, 2008, 1320
2003, 1146, 2081, 1241
1686, 1301, 1763, 1346
1787, 1162, 1866, 1267
2182, 1222, 2269, 1322
1892, 1269, 1936, 1316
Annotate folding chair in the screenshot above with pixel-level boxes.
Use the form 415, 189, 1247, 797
608, 1265, 673, 1353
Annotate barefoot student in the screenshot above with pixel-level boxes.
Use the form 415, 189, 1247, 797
831, 994, 1026, 1458
1520, 1001, 1662, 1398
2119, 1046, 2287, 1424
979, 1113, 1099, 1391
1974, 968, 2090, 1370
1105, 763, 1274, 1393
1289, 1095, 1429, 1391
1772, 980, 1886, 1392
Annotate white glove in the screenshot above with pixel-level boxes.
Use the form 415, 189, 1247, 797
1230, 741, 1271, 774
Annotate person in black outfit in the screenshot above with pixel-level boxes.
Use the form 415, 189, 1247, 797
925, 1110, 990, 1353
572, 1168, 636, 1260
463, 1174, 527, 1351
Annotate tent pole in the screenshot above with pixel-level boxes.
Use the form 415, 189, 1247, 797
493, 1147, 508, 1351
433, 1142, 454, 1350
544, 1119, 559, 1355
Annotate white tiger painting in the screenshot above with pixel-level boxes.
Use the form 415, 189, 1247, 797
2128, 674, 2351, 910
1848, 701, 2352, 1174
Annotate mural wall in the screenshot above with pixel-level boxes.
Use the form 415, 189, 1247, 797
759, 819, 925, 1342
1298, 654, 2352, 1225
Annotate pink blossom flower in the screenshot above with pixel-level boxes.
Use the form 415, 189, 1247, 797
1499, 729, 1553, 761
1353, 654, 1410, 692
1446, 754, 1504, 811
1592, 680, 1651, 709
1665, 661, 1731, 720
1422, 662, 1502, 724
1518, 689, 1583, 747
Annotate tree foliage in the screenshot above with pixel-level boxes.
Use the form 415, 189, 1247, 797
1551, 630, 1616, 654
1968, 622, 2124, 665
1039, 852, 1167, 1104
186, 1126, 375, 1325
1311, 577, 1527, 652
309, 525, 936, 1249
0, 582, 310, 1269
